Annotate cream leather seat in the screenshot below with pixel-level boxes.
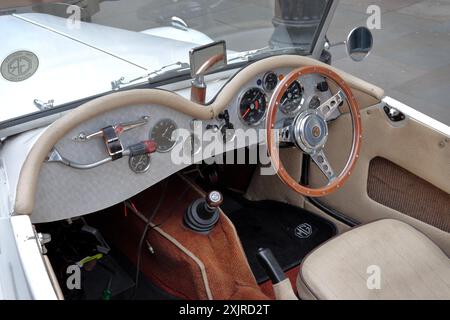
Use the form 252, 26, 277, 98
297, 219, 450, 300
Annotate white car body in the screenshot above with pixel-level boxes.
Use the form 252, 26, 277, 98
0, 12, 216, 300
0, 5, 447, 300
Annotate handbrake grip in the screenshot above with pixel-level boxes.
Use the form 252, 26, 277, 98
256, 248, 286, 284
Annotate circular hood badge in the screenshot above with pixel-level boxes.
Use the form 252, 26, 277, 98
1, 50, 39, 82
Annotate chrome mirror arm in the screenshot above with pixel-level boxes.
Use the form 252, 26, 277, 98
324, 41, 346, 50
190, 53, 225, 104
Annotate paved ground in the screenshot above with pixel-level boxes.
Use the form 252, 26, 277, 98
89, 0, 450, 124
26, 0, 450, 124
329, 0, 450, 125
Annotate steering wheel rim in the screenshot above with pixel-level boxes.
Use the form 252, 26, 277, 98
266, 65, 362, 197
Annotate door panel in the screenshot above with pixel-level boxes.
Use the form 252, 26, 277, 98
367, 157, 450, 232
309, 100, 450, 254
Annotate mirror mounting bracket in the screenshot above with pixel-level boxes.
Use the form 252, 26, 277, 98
191, 74, 207, 104
189, 41, 227, 105
325, 26, 373, 62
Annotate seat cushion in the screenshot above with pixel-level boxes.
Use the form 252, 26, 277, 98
297, 219, 450, 300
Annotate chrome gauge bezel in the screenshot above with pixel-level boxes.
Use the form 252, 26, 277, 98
237, 87, 268, 127
128, 153, 151, 174
150, 118, 178, 153
279, 80, 304, 115
262, 71, 278, 91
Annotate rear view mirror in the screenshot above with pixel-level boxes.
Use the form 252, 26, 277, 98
346, 26, 373, 62
189, 41, 227, 77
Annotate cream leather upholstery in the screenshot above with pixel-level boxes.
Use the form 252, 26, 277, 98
297, 219, 450, 300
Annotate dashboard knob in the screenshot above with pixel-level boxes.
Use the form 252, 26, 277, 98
317, 81, 329, 92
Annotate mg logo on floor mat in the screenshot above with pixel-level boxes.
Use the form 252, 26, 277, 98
295, 223, 312, 239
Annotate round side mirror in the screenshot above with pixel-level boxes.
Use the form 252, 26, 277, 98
346, 26, 373, 62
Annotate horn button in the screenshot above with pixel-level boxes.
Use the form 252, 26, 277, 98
293, 111, 328, 153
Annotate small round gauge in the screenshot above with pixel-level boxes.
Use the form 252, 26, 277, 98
129, 154, 151, 173
150, 118, 178, 152
280, 81, 304, 114
263, 71, 278, 91
309, 95, 321, 109
239, 88, 267, 126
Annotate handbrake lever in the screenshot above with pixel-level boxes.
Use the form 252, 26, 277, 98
256, 248, 286, 284
256, 248, 298, 300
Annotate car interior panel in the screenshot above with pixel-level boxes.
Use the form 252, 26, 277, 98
0, 0, 448, 302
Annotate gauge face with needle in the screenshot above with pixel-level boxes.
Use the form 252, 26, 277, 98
150, 118, 178, 152
129, 154, 151, 173
280, 80, 304, 115
239, 87, 267, 126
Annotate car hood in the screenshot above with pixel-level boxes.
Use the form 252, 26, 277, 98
0, 13, 201, 126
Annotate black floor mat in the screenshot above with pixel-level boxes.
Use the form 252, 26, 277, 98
221, 194, 337, 283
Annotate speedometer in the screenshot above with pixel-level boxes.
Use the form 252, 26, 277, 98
280, 81, 303, 115
239, 88, 267, 126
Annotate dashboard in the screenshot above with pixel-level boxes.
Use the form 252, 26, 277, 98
6, 57, 346, 223
235, 68, 339, 129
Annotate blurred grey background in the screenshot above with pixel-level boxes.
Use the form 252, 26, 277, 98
2, 0, 450, 124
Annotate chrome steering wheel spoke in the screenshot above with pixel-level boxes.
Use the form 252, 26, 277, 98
266, 65, 362, 197
311, 149, 336, 182
317, 90, 345, 120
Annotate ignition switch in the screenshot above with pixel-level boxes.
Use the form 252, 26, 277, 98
218, 110, 235, 143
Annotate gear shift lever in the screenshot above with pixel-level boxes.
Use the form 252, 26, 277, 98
184, 191, 223, 233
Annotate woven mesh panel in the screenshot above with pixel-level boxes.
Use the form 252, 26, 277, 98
367, 157, 450, 232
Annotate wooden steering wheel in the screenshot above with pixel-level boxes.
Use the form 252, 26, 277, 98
266, 66, 362, 197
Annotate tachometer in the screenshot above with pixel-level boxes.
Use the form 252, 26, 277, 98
280, 81, 303, 115
150, 118, 178, 152
239, 88, 267, 126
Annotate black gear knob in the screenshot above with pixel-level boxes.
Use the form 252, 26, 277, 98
184, 191, 223, 233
